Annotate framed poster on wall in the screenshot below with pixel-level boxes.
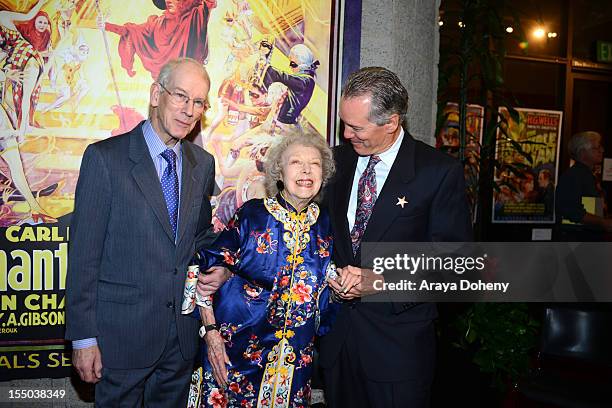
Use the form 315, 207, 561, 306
492, 107, 562, 224
436, 102, 484, 223
0, 0, 342, 380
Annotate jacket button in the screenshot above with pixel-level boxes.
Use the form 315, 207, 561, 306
173, 268, 178, 275
166, 302, 174, 309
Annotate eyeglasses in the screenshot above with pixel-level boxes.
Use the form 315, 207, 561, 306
289, 61, 299, 68
158, 83, 208, 111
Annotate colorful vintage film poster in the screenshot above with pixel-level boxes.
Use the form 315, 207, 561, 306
0, 0, 337, 379
492, 107, 562, 224
436, 103, 483, 223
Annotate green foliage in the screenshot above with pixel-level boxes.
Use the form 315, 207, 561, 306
438, 1, 542, 393
437, 0, 532, 219
453, 303, 540, 390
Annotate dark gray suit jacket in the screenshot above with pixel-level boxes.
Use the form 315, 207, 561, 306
65, 122, 215, 369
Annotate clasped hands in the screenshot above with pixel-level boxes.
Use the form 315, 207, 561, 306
196, 266, 232, 297
327, 265, 382, 300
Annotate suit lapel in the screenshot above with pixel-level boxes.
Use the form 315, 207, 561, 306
129, 125, 176, 243
333, 146, 358, 264
176, 142, 200, 246
362, 133, 416, 243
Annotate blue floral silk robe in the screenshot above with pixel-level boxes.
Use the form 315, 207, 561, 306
193, 196, 337, 408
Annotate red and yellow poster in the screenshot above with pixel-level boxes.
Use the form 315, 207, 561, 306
0, 0, 338, 379
492, 107, 562, 224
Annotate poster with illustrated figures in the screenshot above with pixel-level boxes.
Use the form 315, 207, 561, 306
492, 107, 562, 224
0, 0, 338, 379
436, 102, 483, 223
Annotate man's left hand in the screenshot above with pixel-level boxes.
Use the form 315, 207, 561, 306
196, 266, 231, 297
327, 265, 382, 300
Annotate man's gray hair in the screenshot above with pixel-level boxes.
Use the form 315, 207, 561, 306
149, 58, 210, 119
342, 66, 409, 126
264, 129, 335, 202
157, 57, 210, 87
568, 131, 601, 160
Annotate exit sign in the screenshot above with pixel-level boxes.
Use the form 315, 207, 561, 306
597, 41, 612, 62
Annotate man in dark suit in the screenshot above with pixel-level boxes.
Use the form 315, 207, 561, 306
65, 58, 227, 406
320, 67, 472, 408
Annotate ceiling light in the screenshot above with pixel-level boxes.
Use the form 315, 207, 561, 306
533, 27, 545, 39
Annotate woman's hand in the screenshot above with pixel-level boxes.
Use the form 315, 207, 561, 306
327, 265, 380, 300
205, 330, 231, 387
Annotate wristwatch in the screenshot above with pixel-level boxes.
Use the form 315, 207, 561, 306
199, 323, 219, 338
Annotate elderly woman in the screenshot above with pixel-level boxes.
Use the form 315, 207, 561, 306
186, 131, 336, 408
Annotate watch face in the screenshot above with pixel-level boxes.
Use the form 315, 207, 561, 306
199, 325, 207, 338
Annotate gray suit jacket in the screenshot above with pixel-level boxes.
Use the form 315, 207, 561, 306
65, 122, 215, 369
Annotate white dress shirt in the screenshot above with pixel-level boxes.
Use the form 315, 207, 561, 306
347, 129, 404, 231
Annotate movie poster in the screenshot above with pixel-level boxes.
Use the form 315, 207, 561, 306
436, 102, 483, 223
492, 107, 562, 223
0, 0, 338, 379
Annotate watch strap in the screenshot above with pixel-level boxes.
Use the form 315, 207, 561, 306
204, 323, 218, 332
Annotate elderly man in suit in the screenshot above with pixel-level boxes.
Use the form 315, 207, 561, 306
65, 58, 227, 407
320, 67, 472, 408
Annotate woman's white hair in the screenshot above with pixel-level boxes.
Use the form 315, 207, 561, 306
264, 129, 335, 202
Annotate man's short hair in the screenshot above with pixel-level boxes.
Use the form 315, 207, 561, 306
156, 57, 210, 88
149, 58, 210, 119
568, 131, 601, 160
342, 66, 409, 126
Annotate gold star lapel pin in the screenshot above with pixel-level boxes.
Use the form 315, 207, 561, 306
396, 196, 408, 208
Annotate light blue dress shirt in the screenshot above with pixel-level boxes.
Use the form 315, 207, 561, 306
73, 121, 183, 350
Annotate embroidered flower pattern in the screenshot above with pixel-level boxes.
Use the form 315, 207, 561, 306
251, 229, 278, 255
297, 340, 315, 370
221, 248, 240, 266
207, 388, 228, 408
316, 235, 331, 258
291, 280, 313, 304
201, 370, 256, 408
267, 265, 316, 329
243, 283, 263, 301
243, 334, 264, 367
291, 382, 312, 407
219, 322, 241, 348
